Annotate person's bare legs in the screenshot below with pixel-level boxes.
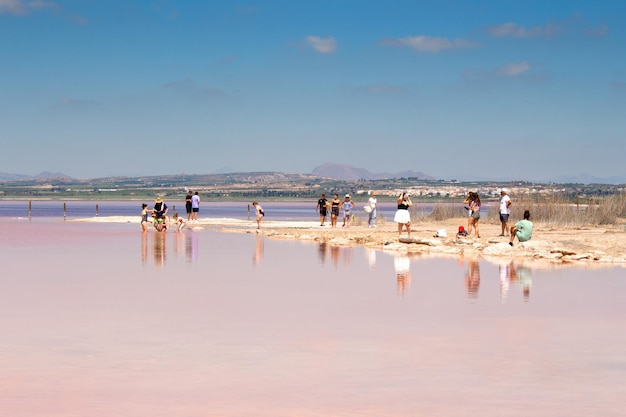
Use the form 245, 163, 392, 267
509, 226, 518, 245
398, 223, 403, 235
406, 222, 411, 237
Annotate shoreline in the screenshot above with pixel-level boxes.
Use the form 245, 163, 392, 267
70, 215, 626, 267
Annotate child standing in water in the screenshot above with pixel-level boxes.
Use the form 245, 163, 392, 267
141, 203, 151, 232
252, 201, 264, 230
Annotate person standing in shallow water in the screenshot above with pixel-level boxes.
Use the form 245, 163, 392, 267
153, 197, 168, 232
185, 191, 193, 221
316, 193, 328, 226
330, 194, 340, 227
191, 191, 200, 222
394, 192, 412, 236
141, 203, 151, 232
252, 201, 264, 230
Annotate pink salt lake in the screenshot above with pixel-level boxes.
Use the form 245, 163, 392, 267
1, 219, 625, 417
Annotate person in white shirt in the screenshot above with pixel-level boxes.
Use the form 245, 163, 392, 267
367, 192, 377, 228
499, 189, 512, 236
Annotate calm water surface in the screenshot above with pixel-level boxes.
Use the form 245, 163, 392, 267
1, 219, 624, 417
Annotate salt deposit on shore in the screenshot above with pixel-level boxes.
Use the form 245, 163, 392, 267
73, 216, 626, 266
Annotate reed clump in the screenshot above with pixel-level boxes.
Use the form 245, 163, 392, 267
487, 193, 626, 227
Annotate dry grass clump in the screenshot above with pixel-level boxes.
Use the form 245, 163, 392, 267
427, 201, 467, 221
487, 193, 626, 226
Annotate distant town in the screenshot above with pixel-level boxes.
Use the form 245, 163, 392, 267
1, 171, 624, 203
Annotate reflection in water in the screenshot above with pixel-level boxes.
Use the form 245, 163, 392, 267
141, 232, 148, 265
366, 248, 376, 270
185, 232, 199, 264
499, 261, 533, 302
253, 234, 264, 266
152, 232, 166, 267
517, 266, 533, 301
317, 242, 327, 264
464, 260, 481, 298
394, 254, 411, 298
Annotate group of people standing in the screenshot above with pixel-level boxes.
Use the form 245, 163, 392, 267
461, 188, 533, 245
315, 192, 413, 235
316, 192, 381, 228
141, 191, 201, 233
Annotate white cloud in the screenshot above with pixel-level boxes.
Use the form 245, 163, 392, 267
305, 36, 337, 54
0, 0, 57, 14
487, 22, 563, 38
495, 62, 531, 77
381, 35, 478, 53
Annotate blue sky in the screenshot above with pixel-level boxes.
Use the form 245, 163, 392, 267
1, 0, 625, 181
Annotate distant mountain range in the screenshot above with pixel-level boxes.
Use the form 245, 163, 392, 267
0, 171, 72, 181
311, 163, 435, 181
1, 167, 624, 185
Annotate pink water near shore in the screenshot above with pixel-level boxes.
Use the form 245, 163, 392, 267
1, 219, 625, 416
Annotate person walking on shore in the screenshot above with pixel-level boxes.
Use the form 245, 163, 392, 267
191, 191, 200, 222
185, 191, 193, 221
367, 192, 377, 228
252, 201, 264, 230
394, 192, 412, 236
330, 194, 340, 227
341, 194, 354, 228
499, 189, 512, 236
316, 193, 328, 226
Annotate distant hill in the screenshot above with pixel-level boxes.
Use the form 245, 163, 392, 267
0, 171, 72, 181
311, 163, 435, 181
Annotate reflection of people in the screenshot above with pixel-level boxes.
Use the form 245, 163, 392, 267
253, 234, 264, 265
152, 232, 166, 267
367, 193, 377, 228
366, 248, 377, 269
316, 194, 328, 226
172, 212, 186, 232
394, 192, 412, 236
252, 201, 264, 229
341, 194, 354, 228
153, 197, 168, 232
191, 192, 200, 221
394, 254, 411, 297
509, 210, 533, 246
318, 242, 328, 263
499, 189, 512, 236
141, 231, 148, 264
330, 194, 340, 227
185, 191, 193, 221
185, 232, 199, 264
517, 266, 533, 301
141, 203, 151, 232
464, 260, 481, 298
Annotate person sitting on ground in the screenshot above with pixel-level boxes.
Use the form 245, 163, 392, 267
509, 210, 533, 246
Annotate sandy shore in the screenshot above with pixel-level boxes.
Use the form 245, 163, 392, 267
74, 215, 626, 267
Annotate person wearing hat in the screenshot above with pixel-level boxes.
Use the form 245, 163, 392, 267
341, 194, 354, 228
499, 188, 512, 236
153, 197, 168, 232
